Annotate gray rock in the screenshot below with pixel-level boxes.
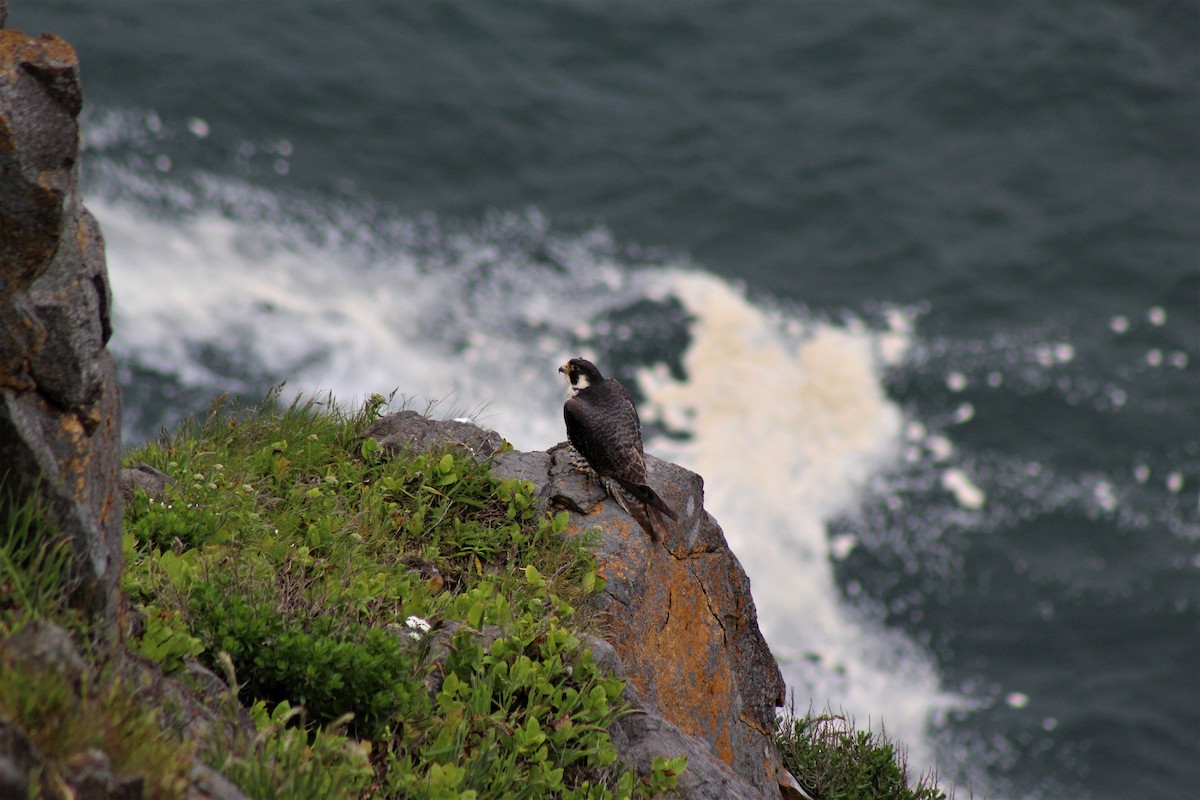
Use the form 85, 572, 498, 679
187, 762, 251, 800
62, 747, 144, 800
0, 28, 123, 630
29, 206, 113, 410
116, 652, 255, 764
489, 447, 556, 494
363, 409, 506, 460
0, 0, 7, 29
0, 719, 44, 799
1, 620, 87, 687
120, 463, 176, 503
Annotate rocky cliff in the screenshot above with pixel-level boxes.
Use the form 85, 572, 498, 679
491, 445, 787, 796
367, 412, 792, 799
0, 1, 123, 629
0, 7, 792, 798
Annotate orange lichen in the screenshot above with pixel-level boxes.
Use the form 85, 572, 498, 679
0, 30, 79, 77
591, 528, 741, 766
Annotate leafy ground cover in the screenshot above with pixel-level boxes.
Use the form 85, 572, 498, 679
2, 390, 952, 799
117, 391, 642, 799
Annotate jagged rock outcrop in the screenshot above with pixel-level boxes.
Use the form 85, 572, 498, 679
493, 444, 788, 799
374, 411, 788, 799
0, 17, 123, 628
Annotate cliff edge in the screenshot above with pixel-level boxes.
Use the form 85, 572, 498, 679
367, 412, 791, 799
0, 7, 789, 797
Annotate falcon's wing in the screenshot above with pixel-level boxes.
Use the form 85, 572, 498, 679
564, 379, 648, 484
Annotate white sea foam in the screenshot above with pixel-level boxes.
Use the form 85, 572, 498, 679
89, 182, 969, 775
634, 271, 961, 769
78, 93, 1200, 800
93, 192, 657, 449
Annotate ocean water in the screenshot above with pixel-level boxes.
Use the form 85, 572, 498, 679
14, 2, 1198, 798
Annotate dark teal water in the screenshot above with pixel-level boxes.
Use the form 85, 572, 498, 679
15, 2, 1198, 798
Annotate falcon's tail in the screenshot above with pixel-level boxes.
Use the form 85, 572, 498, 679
616, 479, 679, 521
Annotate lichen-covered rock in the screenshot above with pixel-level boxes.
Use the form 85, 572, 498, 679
583, 634, 770, 800
0, 27, 122, 629
494, 443, 787, 798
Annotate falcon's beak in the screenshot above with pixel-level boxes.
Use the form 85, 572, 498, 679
558, 364, 568, 374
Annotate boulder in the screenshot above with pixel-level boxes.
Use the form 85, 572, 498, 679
492, 444, 787, 798
119, 463, 176, 503
363, 409, 507, 461
584, 634, 772, 800
0, 27, 122, 628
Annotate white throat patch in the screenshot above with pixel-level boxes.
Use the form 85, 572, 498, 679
566, 372, 590, 398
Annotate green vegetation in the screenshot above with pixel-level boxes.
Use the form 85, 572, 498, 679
0, 389, 952, 800
0, 487, 75, 630
777, 710, 950, 800
0, 654, 195, 800
1, 491, 195, 799
113, 390, 647, 799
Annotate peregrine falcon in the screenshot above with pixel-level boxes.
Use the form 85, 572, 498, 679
559, 358, 678, 540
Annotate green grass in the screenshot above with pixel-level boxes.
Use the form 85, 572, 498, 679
0, 653, 195, 800
118, 390, 647, 799
0, 488, 77, 632
776, 709, 950, 800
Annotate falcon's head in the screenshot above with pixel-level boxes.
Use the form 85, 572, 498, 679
558, 358, 603, 397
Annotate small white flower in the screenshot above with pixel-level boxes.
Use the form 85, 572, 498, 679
405, 615, 431, 633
